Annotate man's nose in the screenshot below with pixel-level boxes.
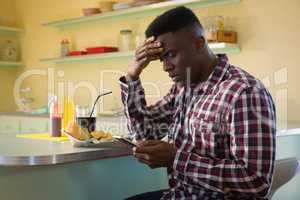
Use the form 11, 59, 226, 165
163, 60, 174, 72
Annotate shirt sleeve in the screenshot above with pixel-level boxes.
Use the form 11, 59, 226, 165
173, 86, 276, 198
119, 76, 177, 140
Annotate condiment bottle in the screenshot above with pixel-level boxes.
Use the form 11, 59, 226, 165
60, 39, 70, 57
49, 96, 62, 137
63, 96, 75, 134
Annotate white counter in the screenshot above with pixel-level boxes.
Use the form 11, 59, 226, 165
0, 134, 131, 166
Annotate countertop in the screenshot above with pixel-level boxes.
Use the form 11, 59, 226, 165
1, 129, 300, 167
0, 134, 132, 166
0, 111, 125, 118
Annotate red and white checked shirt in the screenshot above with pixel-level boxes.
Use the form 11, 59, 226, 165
120, 55, 276, 200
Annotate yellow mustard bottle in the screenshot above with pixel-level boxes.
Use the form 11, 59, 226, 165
63, 96, 75, 135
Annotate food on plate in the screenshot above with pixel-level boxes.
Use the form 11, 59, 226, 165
91, 131, 113, 140
65, 121, 90, 140
65, 121, 113, 142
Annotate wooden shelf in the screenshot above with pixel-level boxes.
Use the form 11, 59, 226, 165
40, 43, 240, 64
43, 0, 240, 28
0, 26, 23, 67
0, 26, 23, 34
0, 61, 23, 67
40, 51, 133, 64
209, 42, 240, 54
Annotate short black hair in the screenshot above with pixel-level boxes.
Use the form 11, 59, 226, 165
145, 6, 202, 38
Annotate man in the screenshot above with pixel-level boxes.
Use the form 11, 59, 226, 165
119, 6, 276, 200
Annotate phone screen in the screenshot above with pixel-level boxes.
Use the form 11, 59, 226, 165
114, 136, 136, 147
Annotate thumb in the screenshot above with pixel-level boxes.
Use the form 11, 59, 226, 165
138, 140, 161, 147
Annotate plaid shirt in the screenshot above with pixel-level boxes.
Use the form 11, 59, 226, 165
120, 55, 276, 200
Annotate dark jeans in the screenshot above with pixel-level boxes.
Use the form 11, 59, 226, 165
125, 189, 168, 200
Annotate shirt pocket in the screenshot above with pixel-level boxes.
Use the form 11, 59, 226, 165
190, 117, 225, 158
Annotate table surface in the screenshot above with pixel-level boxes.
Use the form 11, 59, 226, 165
1, 128, 300, 167
0, 134, 132, 166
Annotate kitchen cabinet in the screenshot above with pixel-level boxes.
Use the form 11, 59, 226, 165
0, 115, 48, 134
0, 117, 20, 134
0, 25, 23, 67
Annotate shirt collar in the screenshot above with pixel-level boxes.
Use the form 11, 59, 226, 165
193, 54, 230, 93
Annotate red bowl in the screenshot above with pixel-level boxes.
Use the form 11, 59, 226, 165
86, 46, 118, 54
82, 8, 101, 16
68, 51, 86, 56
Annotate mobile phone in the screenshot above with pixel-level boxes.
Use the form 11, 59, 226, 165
113, 136, 137, 147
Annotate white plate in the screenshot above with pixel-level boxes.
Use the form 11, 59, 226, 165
64, 131, 129, 148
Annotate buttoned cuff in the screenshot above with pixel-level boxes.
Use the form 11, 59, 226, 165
119, 76, 142, 94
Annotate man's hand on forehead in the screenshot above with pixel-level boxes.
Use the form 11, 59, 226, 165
127, 35, 164, 80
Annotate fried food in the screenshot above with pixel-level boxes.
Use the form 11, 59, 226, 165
91, 131, 113, 140
65, 121, 113, 142
65, 121, 90, 141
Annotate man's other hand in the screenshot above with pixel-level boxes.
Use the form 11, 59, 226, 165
133, 140, 176, 169
127, 36, 164, 81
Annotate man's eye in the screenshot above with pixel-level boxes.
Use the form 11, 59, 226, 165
166, 52, 176, 58
160, 51, 176, 62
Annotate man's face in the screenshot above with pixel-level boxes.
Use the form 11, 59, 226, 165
156, 30, 203, 86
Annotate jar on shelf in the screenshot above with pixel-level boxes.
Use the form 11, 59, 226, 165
119, 29, 134, 52
60, 38, 71, 57
0, 40, 18, 61
216, 16, 225, 31
204, 16, 225, 43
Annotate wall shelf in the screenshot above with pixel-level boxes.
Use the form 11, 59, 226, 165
40, 43, 240, 64
43, 0, 240, 28
0, 26, 23, 34
40, 51, 133, 64
0, 26, 23, 67
0, 61, 23, 67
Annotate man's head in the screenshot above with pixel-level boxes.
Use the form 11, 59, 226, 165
145, 6, 215, 86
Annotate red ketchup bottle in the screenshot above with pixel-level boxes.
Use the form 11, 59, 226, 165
49, 96, 62, 137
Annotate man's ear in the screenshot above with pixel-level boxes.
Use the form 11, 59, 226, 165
194, 36, 205, 51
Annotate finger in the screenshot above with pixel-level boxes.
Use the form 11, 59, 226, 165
134, 54, 160, 70
138, 36, 158, 53
136, 43, 162, 58
145, 47, 163, 57
135, 50, 147, 61
134, 153, 150, 161
146, 41, 162, 49
138, 140, 162, 147
136, 47, 163, 61
148, 55, 160, 62
135, 45, 147, 57
144, 36, 155, 44
137, 157, 152, 166
135, 146, 157, 154
137, 56, 149, 68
